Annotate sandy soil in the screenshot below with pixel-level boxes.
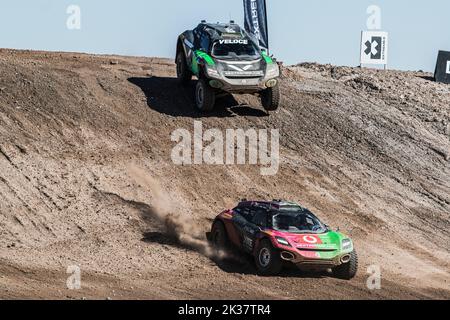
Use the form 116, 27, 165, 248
0, 49, 448, 299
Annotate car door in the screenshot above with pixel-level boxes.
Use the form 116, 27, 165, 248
246, 208, 270, 252
231, 205, 255, 251
241, 207, 268, 253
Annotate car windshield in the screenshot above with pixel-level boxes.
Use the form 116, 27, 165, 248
211, 40, 260, 59
272, 208, 327, 234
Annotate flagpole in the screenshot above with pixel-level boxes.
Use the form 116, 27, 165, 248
264, 0, 269, 54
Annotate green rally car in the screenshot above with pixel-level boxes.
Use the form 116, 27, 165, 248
176, 20, 281, 112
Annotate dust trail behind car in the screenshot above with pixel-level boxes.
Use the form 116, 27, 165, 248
127, 165, 221, 258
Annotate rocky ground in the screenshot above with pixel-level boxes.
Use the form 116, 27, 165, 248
0, 49, 448, 299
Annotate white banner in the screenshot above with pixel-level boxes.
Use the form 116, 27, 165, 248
360, 31, 388, 65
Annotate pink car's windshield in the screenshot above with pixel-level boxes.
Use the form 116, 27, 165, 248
272, 209, 327, 234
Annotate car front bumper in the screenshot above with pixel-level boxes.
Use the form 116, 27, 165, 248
277, 248, 353, 269
208, 76, 279, 94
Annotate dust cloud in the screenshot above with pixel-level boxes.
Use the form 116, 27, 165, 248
127, 165, 221, 258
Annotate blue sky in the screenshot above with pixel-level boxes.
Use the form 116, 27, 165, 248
0, 0, 449, 71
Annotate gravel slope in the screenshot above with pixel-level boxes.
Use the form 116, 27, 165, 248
0, 49, 448, 299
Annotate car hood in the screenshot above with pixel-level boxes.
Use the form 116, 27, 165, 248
215, 58, 265, 77
270, 230, 347, 250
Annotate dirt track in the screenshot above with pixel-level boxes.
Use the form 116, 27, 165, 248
0, 49, 449, 299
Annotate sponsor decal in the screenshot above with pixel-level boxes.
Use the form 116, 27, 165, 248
293, 235, 323, 247
302, 235, 318, 244
219, 39, 249, 45
183, 38, 194, 49
298, 250, 321, 259
223, 71, 264, 77
243, 226, 257, 235
447, 61, 450, 74
243, 236, 253, 249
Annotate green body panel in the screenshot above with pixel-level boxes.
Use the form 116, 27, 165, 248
196, 51, 215, 66
315, 231, 353, 259
262, 51, 273, 64
191, 50, 216, 76
280, 230, 353, 260
191, 57, 199, 75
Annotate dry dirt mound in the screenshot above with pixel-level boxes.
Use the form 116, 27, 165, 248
0, 49, 449, 299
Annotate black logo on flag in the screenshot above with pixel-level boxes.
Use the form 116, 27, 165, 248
364, 37, 382, 60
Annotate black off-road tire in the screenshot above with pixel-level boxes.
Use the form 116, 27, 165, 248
333, 250, 358, 280
176, 52, 191, 85
196, 78, 216, 112
211, 221, 229, 251
254, 239, 283, 276
261, 83, 280, 111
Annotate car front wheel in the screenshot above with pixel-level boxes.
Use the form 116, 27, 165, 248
254, 239, 282, 276
196, 79, 215, 112
261, 83, 280, 111
332, 250, 358, 280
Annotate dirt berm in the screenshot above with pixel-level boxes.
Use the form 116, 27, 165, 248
0, 49, 449, 299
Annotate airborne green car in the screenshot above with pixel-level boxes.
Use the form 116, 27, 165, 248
176, 20, 280, 112
210, 200, 358, 279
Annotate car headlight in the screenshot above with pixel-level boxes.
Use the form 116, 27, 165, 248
266, 63, 279, 79
342, 239, 353, 251
205, 65, 220, 79
275, 236, 291, 247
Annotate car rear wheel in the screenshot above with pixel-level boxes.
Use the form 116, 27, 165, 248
211, 221, 228, 250
332, 250, 358, 280
196, 78, 216, 112
176, 52, 191, 85
261, 83, 280, 111
254, 239, 282, 276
